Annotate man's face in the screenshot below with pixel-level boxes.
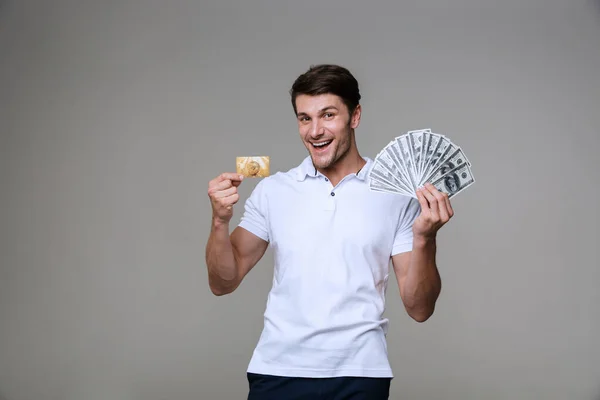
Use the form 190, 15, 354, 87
295, 93, 360, 170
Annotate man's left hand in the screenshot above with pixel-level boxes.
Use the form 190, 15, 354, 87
413, 182, 454, 240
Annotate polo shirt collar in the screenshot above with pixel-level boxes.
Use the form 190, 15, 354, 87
295, 156, 373, 182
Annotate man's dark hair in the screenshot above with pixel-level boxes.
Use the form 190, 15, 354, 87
289, 64, 361, 116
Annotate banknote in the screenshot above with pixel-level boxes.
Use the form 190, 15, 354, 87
383, 142, 411, 186
368, 129, 475, 199
394, 135, 419, 192
369, 177, 409, 195
407, 129, 428, 178
370, 162, 412, 196
420, 132, 444, 184
376, 148, 413, 194
431, 161, 475, 198
420, 136, 455, 186
422, 147, 471, 186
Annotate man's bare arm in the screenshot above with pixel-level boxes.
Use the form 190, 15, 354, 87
206, 222, 268, 296
392, 239, 441, 322
205, 172, 268, 296
391, 183, 454, 322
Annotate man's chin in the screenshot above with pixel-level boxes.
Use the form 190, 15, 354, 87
310, 156, 333, 170
307, 145, 338, 168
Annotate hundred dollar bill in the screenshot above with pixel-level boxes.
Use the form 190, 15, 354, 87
236, 156, 270, 177
420, 132, 443, 183
383, 142, 411, 187
420, 136, 454, 186
422, 147, 471, 186
417, 130, 431, 177
408, 129, 427, 179
395, 135, 419, 192
370, 162, 409, 194
431, 161, 475, 198
369, 177, 413, 197
375, 149, 413, 193
418, 132, 431, 180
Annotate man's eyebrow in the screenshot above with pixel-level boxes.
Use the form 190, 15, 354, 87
320, 106, 338, 112
297, 106, 339, 117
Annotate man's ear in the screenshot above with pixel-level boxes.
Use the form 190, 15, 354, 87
350, 104, 362, 129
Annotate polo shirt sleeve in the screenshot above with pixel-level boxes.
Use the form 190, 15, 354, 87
237, 179, 270, 242
391, 197, 421, 255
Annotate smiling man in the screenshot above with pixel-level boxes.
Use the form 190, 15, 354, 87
205, 64, 454, 400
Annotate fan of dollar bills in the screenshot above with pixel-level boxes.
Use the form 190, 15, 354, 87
368, 128, 475, 199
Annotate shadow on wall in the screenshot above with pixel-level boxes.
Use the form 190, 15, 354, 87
590, 0, 600, 15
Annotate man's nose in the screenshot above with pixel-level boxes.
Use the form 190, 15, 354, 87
309, 120, 324, 138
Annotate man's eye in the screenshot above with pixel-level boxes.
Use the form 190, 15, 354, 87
324, 113, 333, 118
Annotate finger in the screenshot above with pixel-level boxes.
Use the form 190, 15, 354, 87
426, 182, 454, 219
427, 183, 449, 222
218, 172, 245, 183
213, 186, 237, 199
420, 187, 440, 221
415, 188, 430, 215
210, 173, 245, 191
212, 178, 239, 192
444, 193, 454, 218
425, 182, 441, 195
425, 183, 454, 218
221, 193, 240, 209
437, 200, 449, 223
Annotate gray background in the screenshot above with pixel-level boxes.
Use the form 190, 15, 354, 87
1, 0, 599, 399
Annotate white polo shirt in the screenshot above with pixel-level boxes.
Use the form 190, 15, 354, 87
238, 155, 421, 378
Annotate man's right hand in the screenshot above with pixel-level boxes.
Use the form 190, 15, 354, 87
208, 173, 245, 224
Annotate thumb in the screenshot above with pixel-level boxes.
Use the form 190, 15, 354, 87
232, 175, 244, 187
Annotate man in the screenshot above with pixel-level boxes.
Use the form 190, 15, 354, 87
206, 64, 454, 399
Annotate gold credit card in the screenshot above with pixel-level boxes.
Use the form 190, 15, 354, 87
236, 156, 270, 177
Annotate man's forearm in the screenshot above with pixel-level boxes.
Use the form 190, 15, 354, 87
402, 235, 442, 321
205, 218, 239, 295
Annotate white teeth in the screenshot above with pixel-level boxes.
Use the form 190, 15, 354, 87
313, 141, 332, 147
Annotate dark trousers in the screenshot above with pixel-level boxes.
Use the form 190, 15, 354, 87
247, 372, 391, 400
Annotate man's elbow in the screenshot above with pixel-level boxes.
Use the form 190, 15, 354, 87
209, 281, 238, 296
210, 286, 230, 296
401, 285, 441, 322
408, 309, 434, 323
405, 303, 436, 322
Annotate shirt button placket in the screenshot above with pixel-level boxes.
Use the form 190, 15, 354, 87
324, 178, 335, 211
